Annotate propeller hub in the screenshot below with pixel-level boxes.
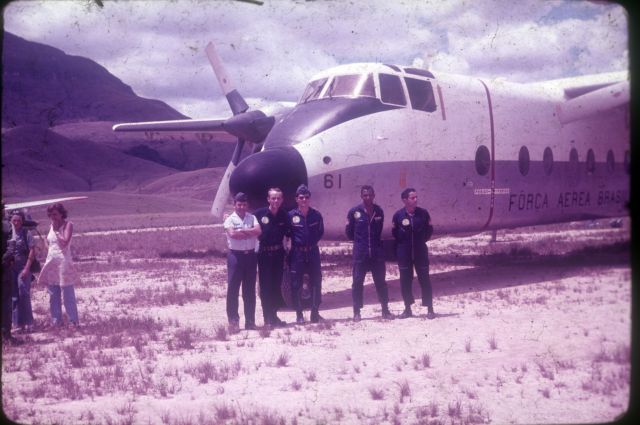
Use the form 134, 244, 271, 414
224, 110, 275, 144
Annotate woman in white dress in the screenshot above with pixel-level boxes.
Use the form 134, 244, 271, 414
37, 203, 79, 326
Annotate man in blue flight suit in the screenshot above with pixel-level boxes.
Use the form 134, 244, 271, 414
346, 185, 393, 321
254, 188, 288, 328
392, 188, 436, 320
288, 184, 324, 324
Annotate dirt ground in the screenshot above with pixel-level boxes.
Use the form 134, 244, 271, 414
1, 219, 631, 425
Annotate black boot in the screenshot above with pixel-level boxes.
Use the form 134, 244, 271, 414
381, 305, 394, 320
353, 308, 361, 322
399, 306, 413, 319
310, 309, 323, 323
296, 311, 305, 324
426, 306, 436, 320
272, 313, 286, 327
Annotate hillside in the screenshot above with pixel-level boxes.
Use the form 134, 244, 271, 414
1, 125, 175, 197
1, 32, 234, 205
2, 31, 187, 128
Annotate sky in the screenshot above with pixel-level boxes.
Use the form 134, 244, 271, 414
3, 0, 629, 119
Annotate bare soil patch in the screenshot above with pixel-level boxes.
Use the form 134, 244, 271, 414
1, 219, 631, 424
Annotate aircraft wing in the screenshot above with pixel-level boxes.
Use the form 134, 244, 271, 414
4, 196, 88, 211
534, 71, 629, 125
112, 118, 227, 132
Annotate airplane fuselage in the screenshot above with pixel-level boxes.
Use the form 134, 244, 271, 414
241, 64, 628, 239
113, 54, 629, 240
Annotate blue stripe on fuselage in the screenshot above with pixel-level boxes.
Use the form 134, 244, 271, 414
263, 97, 399, 148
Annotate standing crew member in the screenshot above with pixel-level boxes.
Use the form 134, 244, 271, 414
254, 188, 288, 327
223, 192, 261, 331
346, 185, 393, 321
288, 184, 324, 324
392, 188, 436, 319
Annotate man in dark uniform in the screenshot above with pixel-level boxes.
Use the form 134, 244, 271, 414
346, 185, 393, 321
392, 188, 436, 319
254, 188, 288, 327
288, 184, 324, 324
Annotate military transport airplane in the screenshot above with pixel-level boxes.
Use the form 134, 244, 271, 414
113, 43, 629, 239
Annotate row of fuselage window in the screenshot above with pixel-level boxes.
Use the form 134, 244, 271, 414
474, 145, 630, 177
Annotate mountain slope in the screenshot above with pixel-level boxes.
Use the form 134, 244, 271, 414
1, 125, 175, 197
2, 31, 187, 128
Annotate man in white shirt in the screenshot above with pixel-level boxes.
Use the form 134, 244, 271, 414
223, 192, 262, 331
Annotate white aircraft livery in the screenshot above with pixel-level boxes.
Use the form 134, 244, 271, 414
113, 43, 629, 239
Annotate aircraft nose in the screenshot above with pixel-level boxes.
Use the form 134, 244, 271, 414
229, 147, 307, 210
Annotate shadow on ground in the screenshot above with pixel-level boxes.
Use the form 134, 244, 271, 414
317, 241, 630, 312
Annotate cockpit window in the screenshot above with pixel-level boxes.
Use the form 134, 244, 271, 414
379, 73, 406, 106
355, 74, 375, 97
299, 78, 328, 103
300, 74, 377, 103
404, 77, 437, 112
324, 75, 359, 97
322, 74, 376, 99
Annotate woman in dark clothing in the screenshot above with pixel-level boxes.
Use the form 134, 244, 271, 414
9, 210, 36, 332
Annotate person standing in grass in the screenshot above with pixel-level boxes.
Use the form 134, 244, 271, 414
392, 188, 436, 320
288, 184, 324, 324
254, 188, 288, 327
37, 203, 80, 327
346, 185, 393, 322
2, 208, 23, 345
9, 210, 36, 332
223, 192, 261, 331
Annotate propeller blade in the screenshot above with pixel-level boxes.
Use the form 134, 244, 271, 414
205, 42, 248, 116
211, 161, 236, 219
211, 137, 245, 218
231, 139, 246, 166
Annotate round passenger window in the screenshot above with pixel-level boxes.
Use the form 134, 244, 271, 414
543, 147, 553, 176
475, 145, 490, 176
586, 149, 595, 175
518, 146, 530, 176
606, 150, 615, 173
568, 147, 580, 186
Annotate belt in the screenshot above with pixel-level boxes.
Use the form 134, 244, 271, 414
260, 244, 283, 252
292, 245, 316, 252
230, 249, 255, 255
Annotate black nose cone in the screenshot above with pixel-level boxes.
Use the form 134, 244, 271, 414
229, 147, 307, 210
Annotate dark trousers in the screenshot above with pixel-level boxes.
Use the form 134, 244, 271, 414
290, 250, 322, 313
258, 249, 285, 322
226, 250, 257, 325
398, 258, 433, 309
1, 269, 13, 337
352, 257, 388, 310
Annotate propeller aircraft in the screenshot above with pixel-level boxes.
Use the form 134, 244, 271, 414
113, 43, 629, 239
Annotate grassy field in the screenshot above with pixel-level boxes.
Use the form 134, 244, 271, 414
1, 216, 631, 425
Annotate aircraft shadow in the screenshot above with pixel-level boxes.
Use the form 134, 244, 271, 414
317, 243, 629, 313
